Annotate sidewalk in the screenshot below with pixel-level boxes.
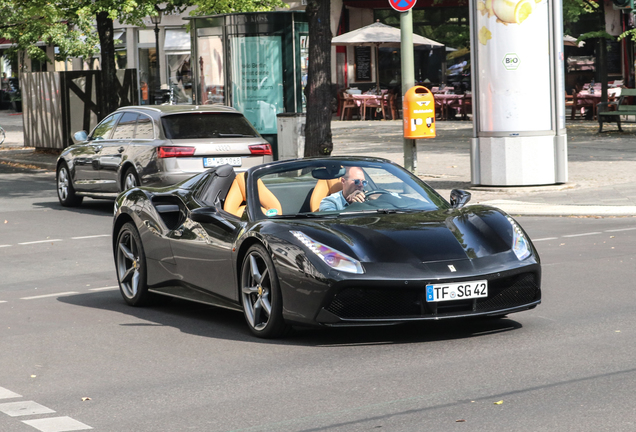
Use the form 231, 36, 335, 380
2, 109, 636, 216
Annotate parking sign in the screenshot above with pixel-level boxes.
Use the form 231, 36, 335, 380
389, 0, 417, 12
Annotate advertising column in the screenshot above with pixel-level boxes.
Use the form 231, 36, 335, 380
470, 0, 567, 185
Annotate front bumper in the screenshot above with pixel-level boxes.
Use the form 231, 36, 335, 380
314, 268, 541, 326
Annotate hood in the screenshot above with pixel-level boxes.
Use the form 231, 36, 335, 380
287, 207, 513, 264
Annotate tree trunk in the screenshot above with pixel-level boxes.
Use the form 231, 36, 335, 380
598, 5, 608, 104
304, 0, 333, 157
96, 12, 118, 117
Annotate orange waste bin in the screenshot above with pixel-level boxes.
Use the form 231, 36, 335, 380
403, 86, 436, 139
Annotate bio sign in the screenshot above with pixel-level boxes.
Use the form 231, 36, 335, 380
502, 53, 520, 70
389, 0, 417, 12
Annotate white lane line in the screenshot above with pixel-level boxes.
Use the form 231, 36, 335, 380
18, 239, 62, 245
89, 286, 119, 292
562, 232, 601, 238
605, 227, 636, 232
0, 244, 11, 248
0, 386, 21, 400
0, 400, 55, 417
23, 416, 92, 431
533, 237, 558, 242
0, 301, 6, 304
21, 292, 79, 300
71, 234, 110, 240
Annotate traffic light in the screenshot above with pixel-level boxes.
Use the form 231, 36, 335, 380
613, 0, 634, 10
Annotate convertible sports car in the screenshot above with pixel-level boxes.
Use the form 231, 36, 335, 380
112, 157, 541, 338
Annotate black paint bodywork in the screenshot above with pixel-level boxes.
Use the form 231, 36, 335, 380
112, 157, 541, 327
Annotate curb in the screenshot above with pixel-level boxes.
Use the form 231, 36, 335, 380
481, 200, 636, 217
0, 156, 56, 171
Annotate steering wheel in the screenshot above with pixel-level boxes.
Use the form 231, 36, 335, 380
364, 190, 392, 198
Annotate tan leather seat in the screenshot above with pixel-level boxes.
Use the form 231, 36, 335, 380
310, 179, 343, 212
223, 172, 282, 217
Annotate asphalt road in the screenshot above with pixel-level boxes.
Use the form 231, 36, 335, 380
1, 166, 636, 431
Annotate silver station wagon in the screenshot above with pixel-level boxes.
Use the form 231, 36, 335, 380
56, 105, 273, 207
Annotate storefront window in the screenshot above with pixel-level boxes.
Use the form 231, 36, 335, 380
138, 29, 157, 105
164, 29, 192, 104
197, 35, 224, 105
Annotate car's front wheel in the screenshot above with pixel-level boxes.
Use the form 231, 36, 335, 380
56, 163, 83, 207
116, 222, 151, 306
240, 244, 290, 338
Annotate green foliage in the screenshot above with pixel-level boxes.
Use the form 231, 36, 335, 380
0, 0, 285, 68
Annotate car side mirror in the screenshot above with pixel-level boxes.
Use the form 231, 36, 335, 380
190, 207, 236, 232
450, 189, 471, 209
73, 131, 88, 142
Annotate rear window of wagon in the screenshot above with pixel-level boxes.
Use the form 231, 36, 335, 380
161, 113, 260, 139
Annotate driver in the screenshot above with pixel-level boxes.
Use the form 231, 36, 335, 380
319, 166, 368, 211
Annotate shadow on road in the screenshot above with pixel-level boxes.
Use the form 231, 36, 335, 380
58, 289, 523, 347
33, 199, 115, 216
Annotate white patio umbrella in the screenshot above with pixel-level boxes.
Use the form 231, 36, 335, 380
332, 21, 444, 92
564, 35, 585, 48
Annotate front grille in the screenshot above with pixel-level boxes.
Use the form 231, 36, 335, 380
324, 272, 540, 320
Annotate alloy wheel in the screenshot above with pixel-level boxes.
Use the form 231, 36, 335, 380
242, 253, 273, 331
124, 172, 138, 190
117, 229, 141, 299
57, 166, 69, 201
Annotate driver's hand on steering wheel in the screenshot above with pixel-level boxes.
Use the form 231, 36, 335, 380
346, 190, 366, 204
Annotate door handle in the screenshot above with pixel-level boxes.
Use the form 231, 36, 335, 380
118, 146, 125, 153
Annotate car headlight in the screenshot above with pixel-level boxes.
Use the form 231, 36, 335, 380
507, 216, 530, 260
291, 231, 364, 274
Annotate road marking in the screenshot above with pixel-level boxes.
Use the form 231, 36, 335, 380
0, 400, 55, 417
18, 239, 62, 245
605, 227, 636, 232
21, 292, 79, 300
89, 286, 119, 292
0, 387, 21, 400
71, 234, 110, 240
0, 244, 11, 248
533, 237, 558, 242
22, 416, 93, 432
562, 232, 601, 238
0, 301, 6, 304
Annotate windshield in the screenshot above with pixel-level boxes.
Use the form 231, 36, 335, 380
161, 113, 260, 139
250, 159, 449, 219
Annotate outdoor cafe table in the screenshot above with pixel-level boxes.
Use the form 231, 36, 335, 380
434, 93, 471, 120
350, 93, 386, 120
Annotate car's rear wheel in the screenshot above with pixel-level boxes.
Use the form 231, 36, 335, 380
240, 244, 290, 338
123, 167, 139, 191
116, 222, 151, 306
56, 163, 83, 207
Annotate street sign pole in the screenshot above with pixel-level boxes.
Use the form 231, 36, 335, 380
400, 9, 416, 173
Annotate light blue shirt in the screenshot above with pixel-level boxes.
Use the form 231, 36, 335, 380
319, 191, 348, 211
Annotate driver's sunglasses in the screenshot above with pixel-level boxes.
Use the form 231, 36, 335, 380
352, 179, 368, 187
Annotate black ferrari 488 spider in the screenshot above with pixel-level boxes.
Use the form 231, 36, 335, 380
112, 157, 541, 338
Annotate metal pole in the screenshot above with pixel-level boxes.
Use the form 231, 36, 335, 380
154, 23, 161, 105
400, 10, 416, 173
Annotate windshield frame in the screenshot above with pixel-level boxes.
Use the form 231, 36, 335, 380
247, 158, 450, 221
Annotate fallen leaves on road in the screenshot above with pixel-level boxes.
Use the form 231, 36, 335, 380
494, 400, 503, 405
82, 397, 91, 402
456, 419, 466, 422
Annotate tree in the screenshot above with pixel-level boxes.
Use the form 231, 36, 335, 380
0, 0, 285, 114
304, 0, 333, 157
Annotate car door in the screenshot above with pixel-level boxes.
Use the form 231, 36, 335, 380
168, 175, 240, 301
97, 112, 137, 192
71, 113, 121, 192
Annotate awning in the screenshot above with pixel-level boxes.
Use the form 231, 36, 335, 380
164, 29, 191, 51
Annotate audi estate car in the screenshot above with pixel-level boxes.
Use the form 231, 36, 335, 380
56, 105, 273, 207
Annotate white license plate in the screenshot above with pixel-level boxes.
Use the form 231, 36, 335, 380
426, 280, 488, 302
203, 157, 242, 167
